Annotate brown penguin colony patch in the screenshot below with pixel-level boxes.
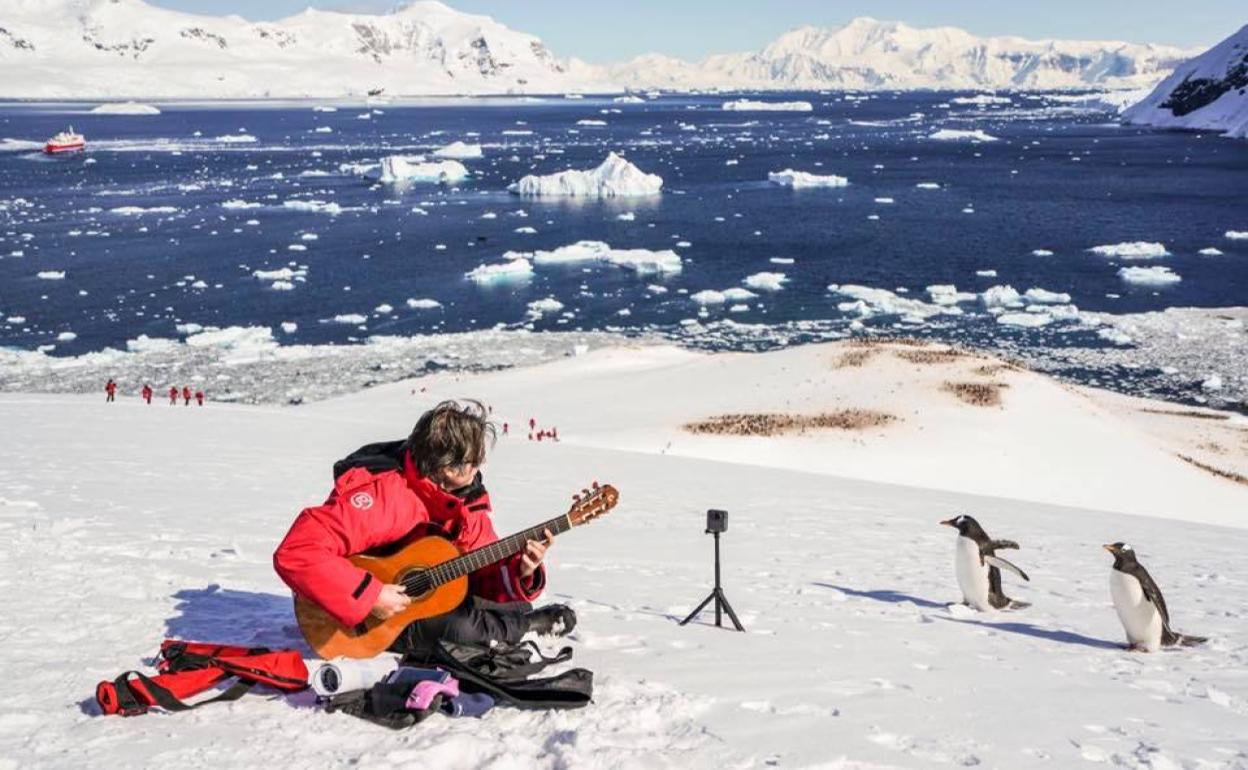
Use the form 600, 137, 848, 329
1176, 454, 1248, 487
684, 410, 897, 437
836, 349, 877, 368
847, 336, 929, 348
1141, 408, 1231, 421
943, 381, 1007, 407
894, 348, 963, 365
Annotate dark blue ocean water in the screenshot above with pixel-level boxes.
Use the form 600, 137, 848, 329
1, 92, 1246, 358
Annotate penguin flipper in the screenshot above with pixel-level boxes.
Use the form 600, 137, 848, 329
1136, 567, 1171, 627
989, 539, 1020, 551
985, 554, 1030, 582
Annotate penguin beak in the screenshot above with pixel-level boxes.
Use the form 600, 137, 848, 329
939, 518, 956, 528
1102, 543, 1116, 553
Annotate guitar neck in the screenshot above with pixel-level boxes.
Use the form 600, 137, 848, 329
426, 514, 572, 588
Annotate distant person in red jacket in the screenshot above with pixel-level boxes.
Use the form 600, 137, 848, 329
168, 386, 178, 405
195, 390, 205, 406
141, 384, 153, 404
182, 386, 192, 406
273, 400, 575, 654
104, 379, 117, 403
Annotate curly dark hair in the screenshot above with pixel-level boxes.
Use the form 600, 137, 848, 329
405, 399, 496, 478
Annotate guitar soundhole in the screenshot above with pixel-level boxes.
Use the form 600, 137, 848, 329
397, 567, 434, 601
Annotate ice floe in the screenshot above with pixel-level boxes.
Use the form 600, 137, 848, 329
722, 99, 813, 112
1088, 241, 1169, 259
767, 169, 849, 188
743, 272, 788, 291
432, 141, 483, 160
377, 156, 469, 184
518, 240, 682, 275
509, 153, 662, 197
1226, 231, 1248, 240
465, 258, 534, 285
1118, 266, 1182, 285
90, 102, 160, 115
928, 129, 999, 142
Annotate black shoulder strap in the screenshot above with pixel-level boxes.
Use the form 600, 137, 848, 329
332, 440, 408, 481
111, 671, 255, 715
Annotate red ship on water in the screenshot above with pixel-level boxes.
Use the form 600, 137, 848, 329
44, 127, 85, 154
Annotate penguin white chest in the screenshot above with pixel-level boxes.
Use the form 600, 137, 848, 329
1110, 569, 1162, 651
955, 536, 992, 611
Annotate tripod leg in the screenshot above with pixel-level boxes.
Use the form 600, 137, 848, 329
679, 592, 717, 626
714, 589, 746, 632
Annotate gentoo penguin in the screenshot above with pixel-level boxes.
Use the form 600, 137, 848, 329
940, 515, 1030, 611
1104, 542, 1206, 652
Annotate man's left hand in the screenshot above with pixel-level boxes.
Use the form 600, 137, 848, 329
519, 528, 554, 578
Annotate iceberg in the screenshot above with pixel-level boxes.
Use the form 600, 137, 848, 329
518, 240, 682, 275
1118, 266, 1182, 285
432, 142, 483, 160
768, 169, 849, 188
377, 156, 470, 184
509, 153, 663, 198
928, 129, 999, 142
743, 272, 788, 291
1089, 241, 1170, 259
722, 99, 813, 112
465, 259, 534, 285
90, 102, 160, 115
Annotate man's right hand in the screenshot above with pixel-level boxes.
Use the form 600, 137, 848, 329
370, 583, 411, 620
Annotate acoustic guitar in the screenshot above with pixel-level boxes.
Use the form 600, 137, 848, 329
295, 482, 619, 659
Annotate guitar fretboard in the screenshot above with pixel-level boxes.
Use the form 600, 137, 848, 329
423, 514, 572, 588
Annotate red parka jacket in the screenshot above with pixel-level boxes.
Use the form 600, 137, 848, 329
273, 440, 544, 627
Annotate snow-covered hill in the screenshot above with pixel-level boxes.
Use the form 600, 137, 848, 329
608, 17, 1195, 92
1123, 24, 1248, 138
0, 0, 600, 98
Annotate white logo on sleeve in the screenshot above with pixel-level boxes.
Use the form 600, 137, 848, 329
349, 491, 374, 510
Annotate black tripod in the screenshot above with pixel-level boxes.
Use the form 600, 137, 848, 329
680, 529, 745, 631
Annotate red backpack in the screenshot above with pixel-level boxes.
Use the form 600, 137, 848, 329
96, 640, 309, 716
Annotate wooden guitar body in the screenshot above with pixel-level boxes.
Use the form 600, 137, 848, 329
294, 535, 468, 659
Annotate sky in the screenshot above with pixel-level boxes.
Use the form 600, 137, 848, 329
149, 1, 1243, 62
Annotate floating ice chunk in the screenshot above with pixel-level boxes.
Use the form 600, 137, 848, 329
767, 169, 848, 188
36, 271, 65, 280
1199, 247, 1224, 256
287, 244, 307, 252
1024, 288, 1071, 304
175, 323, 203, 335
723, 288, 758, 301
523, 240, 682, 274
613, 95, 645, 104
91, 102, 160, 115
1225, 231, 1248, 240
874, 197, 895, 204
405, 298, 442, 309
770, 257, 794, 265
1088, 241, 1169, 259
283, 200, 344, 215
222, 199, 262, 210
271, 281, 295, 291
951, 95, 1012, 105
280, 322, 298, 334
997, 312, 1052, 327
465, 258, 534, 284
329, 314, 367, 325
980, 285, 1023, 308
576, 119, 607, 126
929, 129, 998, 142
514, 226, 537, 234
432, 142, 483, 160
313, 126, 333, 134
915, 182, 941, 189
829, 284, 958, 320
1118, 266, 1181, 285
723, 99, 813, 112
526, 298, 564, 318
1202, 374, 1224, 392
377, 156, 469, 184
253, 267, 306, 282
509, 153, 662, 197
617, 212, 636, 221
1097, 327, 1133, 345
1031, 249, 1054, 256
691, 290, 726, 305
56, 331, 77, 341
744, 272, 788, 291
185, 326, 276, 352
374, 304, 393, 315
926, 285, 976, 305
110, 206, 178, 215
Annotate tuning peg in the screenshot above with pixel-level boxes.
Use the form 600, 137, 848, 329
573, 493, 581, 503
592, 481, 600, 489
582, 488, 591, 498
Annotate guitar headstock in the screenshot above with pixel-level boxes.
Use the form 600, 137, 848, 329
568, 482, 619, 526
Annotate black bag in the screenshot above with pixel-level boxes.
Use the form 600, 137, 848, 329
409, 639, 594, 710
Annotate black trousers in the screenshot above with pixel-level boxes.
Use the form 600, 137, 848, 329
391, 597, 531, 655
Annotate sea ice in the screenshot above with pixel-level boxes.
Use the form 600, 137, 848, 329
767, 169, 849, 188
1226, 231, 1248, 240
997, 312, 1052, 327
36, 271, 65, 280
282, 200, 344, 215
377, 156, 469, 184
1024, 288, 1071, 304
432, 142, 483, 160
743, 272, 788, 291
1088, 241, 1169, 259
509, 153, 662, 197
465, 258, 534, 284
980, 285, 1023, 308
722, 99, 813, 112
405, 298, 442, 309
90, 102, 160, 115
1118, 266, 1181, 285
928, 129, 999, 142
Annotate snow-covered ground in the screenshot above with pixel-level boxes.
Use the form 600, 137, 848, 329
2, 339, 1247, 768
1124, 24, 1248, 139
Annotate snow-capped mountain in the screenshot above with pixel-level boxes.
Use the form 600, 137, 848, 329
0, 0, 600, 98
1123, 24, 1248, 138
608, 17, 1196, 92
